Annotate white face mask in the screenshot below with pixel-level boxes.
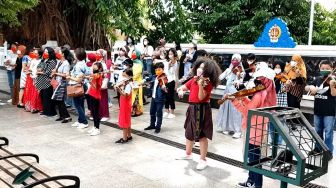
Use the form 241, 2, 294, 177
168, 55, 174, 60
290, 61, 297, 67
247, 60, 254, 65
127, 38, 132, 44
196, 68, 203, 76
274, 68, 281, 74
144, 41, 148, 45
17, 50, 21, 55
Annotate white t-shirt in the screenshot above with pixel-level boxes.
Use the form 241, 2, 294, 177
152, 78, 159, 98
5, 51, 18, 71
29, 59, 41, 78
124, 83, 132, 95
164, 60, 177, 83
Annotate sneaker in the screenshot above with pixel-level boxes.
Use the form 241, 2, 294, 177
144, 126, 156, 130
194, 142, 200, 147
77, 123, 89, 129
167, 113, 176, 119
223, 131, 230, 135
232, 132, 242, 139
237, 181, 255, 188
196, 159, 208, 170
89, 117, 93, 120
87, 127, 95, 134
176, 154, 193, 160
101, 117, 109, 122
7, 99, 12, 103
71, 122, 80, 127
89, 128, 100, 136
163, 112, 169, 118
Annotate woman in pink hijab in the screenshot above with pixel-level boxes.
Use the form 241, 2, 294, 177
225, 62, 276, 188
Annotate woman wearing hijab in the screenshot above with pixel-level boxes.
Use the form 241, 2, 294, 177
284, 54, 307, 108
216, 54, 244, 139
35, 47, 57, 117
131, 49, 144, 116
226, 62, 277, 188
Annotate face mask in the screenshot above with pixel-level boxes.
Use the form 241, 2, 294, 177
131, 53, 137, 60
127, 38, 132, 44
42, 52, 49, 59
11, 47, 17, 53
155, 69, 163, 76
29, 52, 38, 59
168, 55, 174, 60
274, 68, 281, 74
196, 68, 203, 77
144, 41, 148, 45
320, 70, 331, 77
93, 69, 99, 74
96, 54, 102, 61
231, 60, 240, 67
17, 50, 22, 55
123, 65, 128, 69
247, 60, 254, 65
290, 61, 297, 67
56, 53, 62, 60
160, 55, 165, 60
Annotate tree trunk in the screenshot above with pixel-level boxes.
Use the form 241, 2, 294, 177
3, 0, 109, 50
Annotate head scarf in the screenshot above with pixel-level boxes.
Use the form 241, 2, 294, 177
87, 53, 96, 67
253, 62, 276, 80
231, 53, 241, 62
258, 76, 277, 107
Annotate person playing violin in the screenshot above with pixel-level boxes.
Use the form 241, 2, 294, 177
176, 57, 221, 171
144, 62, 168, 134
305, 60, 336, 161
217, 54, 244, 139
224, 61, 277, 188
284, 54, 307, 108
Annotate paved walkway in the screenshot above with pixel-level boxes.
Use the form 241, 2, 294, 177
0, 69, 334, 188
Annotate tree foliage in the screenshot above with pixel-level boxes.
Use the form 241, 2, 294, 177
313, 4, 336, 45
0, 0, 39, 26
182, 0, 311, 45
146, 0, 194, 44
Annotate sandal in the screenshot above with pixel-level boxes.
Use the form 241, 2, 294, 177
127, 136, 133, 141
115, 138, 128, 144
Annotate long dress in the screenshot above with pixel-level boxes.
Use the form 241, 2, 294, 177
216, 67, 243, 133
119, 91, 132, 128
131, 60, 144, 114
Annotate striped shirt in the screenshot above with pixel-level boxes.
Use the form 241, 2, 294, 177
35, 59, 57, 91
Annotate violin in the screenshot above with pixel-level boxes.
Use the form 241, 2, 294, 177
217, 84, 266, 105
322, 68, 336, 88
195, 76, 210, 87
158, 73, 168, 87
115, 78, 132, 92
275, 74, 289, 83
284, 64, 303, 80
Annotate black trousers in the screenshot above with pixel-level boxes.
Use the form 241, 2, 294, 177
40, 86, 56, 116
287, 92, 301, 109
165, 81, 175, 110
54, 100, 70, 119
87, 95, 101, 129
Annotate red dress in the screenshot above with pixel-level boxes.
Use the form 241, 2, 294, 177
118, 91, 132, 128
23, 74, 43, 112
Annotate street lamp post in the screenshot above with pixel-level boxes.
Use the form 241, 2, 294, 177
308, 0, 315, 45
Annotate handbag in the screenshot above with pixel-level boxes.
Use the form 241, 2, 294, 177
101, 77, 109, 89
67, 84, 84, 97
50, 78, 59, 89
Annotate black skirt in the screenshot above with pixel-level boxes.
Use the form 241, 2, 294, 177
184, 103, 213, 142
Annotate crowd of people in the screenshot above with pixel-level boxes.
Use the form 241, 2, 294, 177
3, 37, 336, 188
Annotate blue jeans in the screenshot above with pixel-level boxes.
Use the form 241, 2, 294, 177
314, 115, 335, 153
248, 144, 263, 188
269, 122, 283, 144
184, 62, 192, 77
65, 96, 74, 107
7, 70, 15, 96
73, 95, 87, 124
144, 59, 153, 77
150, 100, 164, 129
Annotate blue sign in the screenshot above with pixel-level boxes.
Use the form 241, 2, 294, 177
254, 17, 296, 48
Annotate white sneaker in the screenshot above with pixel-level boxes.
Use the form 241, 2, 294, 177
196, 159, 208, 170
7, 99, 12, 103
71, 122, 80, 127
194, 142, 200, 147
89, 128, 100, 136
77, 123, 89, 129
167, 113, 176, 119
101, 117, 109, 122
89, 117, 93, 120
176, 154, 193, 160
87, 127, 95, 134
223, 131, 230, 135
163, 112, 169, 118
232, 132, 242, 139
